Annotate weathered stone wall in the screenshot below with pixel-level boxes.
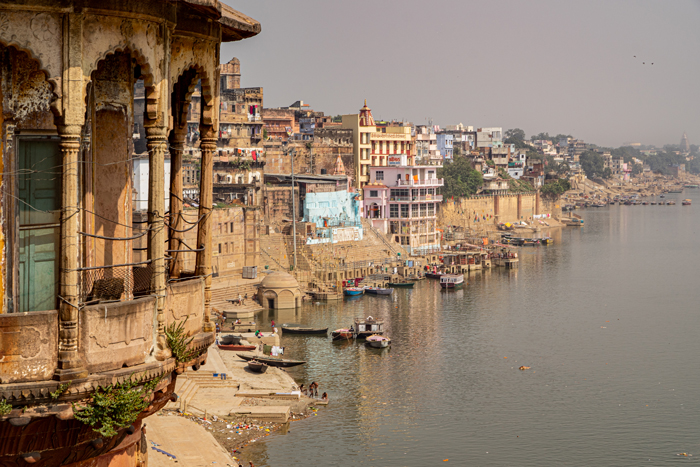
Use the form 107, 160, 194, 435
92, 52, 134, 270
439, 193, 562, 227
79, 297, 155, 373
263, 186, 299, 228
0, 310, 57, 383
179, 207, 259, 279
164, 277, 204, 337
262, 140, 354, 177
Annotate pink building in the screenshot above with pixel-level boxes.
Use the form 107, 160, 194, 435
363, 165, 443, 254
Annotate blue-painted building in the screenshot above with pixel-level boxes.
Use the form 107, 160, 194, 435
304, 190, 361, 228
437, 133, 454, 160
303, 189, 363, 244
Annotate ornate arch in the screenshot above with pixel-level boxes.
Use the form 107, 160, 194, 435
88, 45, 158, 118
0, 42, 60, 126
170, 65, 216, 131
170, 36, 218, 127
0, 10, 63, 119
82, 15, 164, 123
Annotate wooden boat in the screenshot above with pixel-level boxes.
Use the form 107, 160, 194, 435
682, 199, 692, 206
668, 189, 683, 193
353, 316, 385, 338
387, 281, 414, 288
331, 328, 353, 341
684, 184, 698, 188
218, 343, 257, 352
344, 287, 364, 296
440, 274, 464, 289
650, 202, 657, 205
667, 200, 676, 205
219, 334, 252, 347
281, 324, 328, 335
540, 237, 553, 244
364, 287, 394, 295
365, 335, 391, 349
425, 272, 443, 279
236, 353, 306, 368
247, 360, 268, 373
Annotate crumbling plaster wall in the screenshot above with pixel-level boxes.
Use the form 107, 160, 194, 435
92, 52, 134, 270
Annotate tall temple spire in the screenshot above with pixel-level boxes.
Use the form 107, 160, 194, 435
333, 154, 346, 176
680, 131, 690, 154
359, 100, 375, 127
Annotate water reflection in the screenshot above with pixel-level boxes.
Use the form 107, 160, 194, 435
245, 193, 700, 466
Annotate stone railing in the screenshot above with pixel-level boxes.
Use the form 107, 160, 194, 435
0, 277, 209, 385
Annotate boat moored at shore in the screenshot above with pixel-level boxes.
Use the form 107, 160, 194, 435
344, 287, 365, 296
440, 274, 464, 289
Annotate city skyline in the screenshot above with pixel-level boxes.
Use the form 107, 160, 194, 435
222, 0, 700, 148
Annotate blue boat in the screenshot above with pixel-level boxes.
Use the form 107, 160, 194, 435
344, 287, 365, 296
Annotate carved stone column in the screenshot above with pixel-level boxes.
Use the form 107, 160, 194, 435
55, 127, 87, 380
168, 129, 186, 278
196, 129, 216, 333
147, 127, 171, 360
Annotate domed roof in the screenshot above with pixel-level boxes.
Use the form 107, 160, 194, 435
261, 271, 300, 289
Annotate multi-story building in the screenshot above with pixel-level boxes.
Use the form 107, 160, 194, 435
262, 107, 297, 140
363, 165, 443, 255
372, 121, 414, 167
341, 101, 414, 194
437, 133, 454, 160
611, 155, 624, 175
414, 125, 440, 164
508, 151, 527, 179
476, 127, 503, 151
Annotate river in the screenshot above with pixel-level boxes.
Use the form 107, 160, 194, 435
245, 191, 699, 466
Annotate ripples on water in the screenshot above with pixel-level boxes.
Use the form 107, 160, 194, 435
243, 194, 700, 466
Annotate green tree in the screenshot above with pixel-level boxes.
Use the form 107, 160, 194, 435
505, 128, 526, 141
438, 156, 483, 200
504, 128, 528, 147
579, 150, 606, 179
530, 132, 551, 142
540, 179, 571, 199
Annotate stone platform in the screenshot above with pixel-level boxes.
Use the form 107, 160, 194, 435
230, 405, 290, 423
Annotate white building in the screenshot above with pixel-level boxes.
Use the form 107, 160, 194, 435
133, 156, 171, 212
508, 150, 527, 179
476, 127, 503, 149
414, 125, 441, 165
363, 164, 443, 255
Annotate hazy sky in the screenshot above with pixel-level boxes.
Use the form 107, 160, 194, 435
221, 0, 700, 148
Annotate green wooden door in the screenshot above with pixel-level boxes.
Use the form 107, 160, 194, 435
18, 140, 61, 312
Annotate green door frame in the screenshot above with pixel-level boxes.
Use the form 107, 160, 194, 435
16, 136, 61, 313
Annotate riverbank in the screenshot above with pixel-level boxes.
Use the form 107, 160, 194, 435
147, 346, 325, 466
564, 172, 700, 205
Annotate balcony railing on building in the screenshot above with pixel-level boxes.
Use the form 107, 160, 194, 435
394, 178, 444, 187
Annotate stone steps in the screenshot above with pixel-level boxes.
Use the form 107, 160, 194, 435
168, 371, 240, 412
230, 406, 290, 423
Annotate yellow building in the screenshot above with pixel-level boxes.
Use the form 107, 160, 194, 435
341, 101, 413, 196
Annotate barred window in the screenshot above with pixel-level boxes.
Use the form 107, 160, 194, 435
389, 204, 399, 218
